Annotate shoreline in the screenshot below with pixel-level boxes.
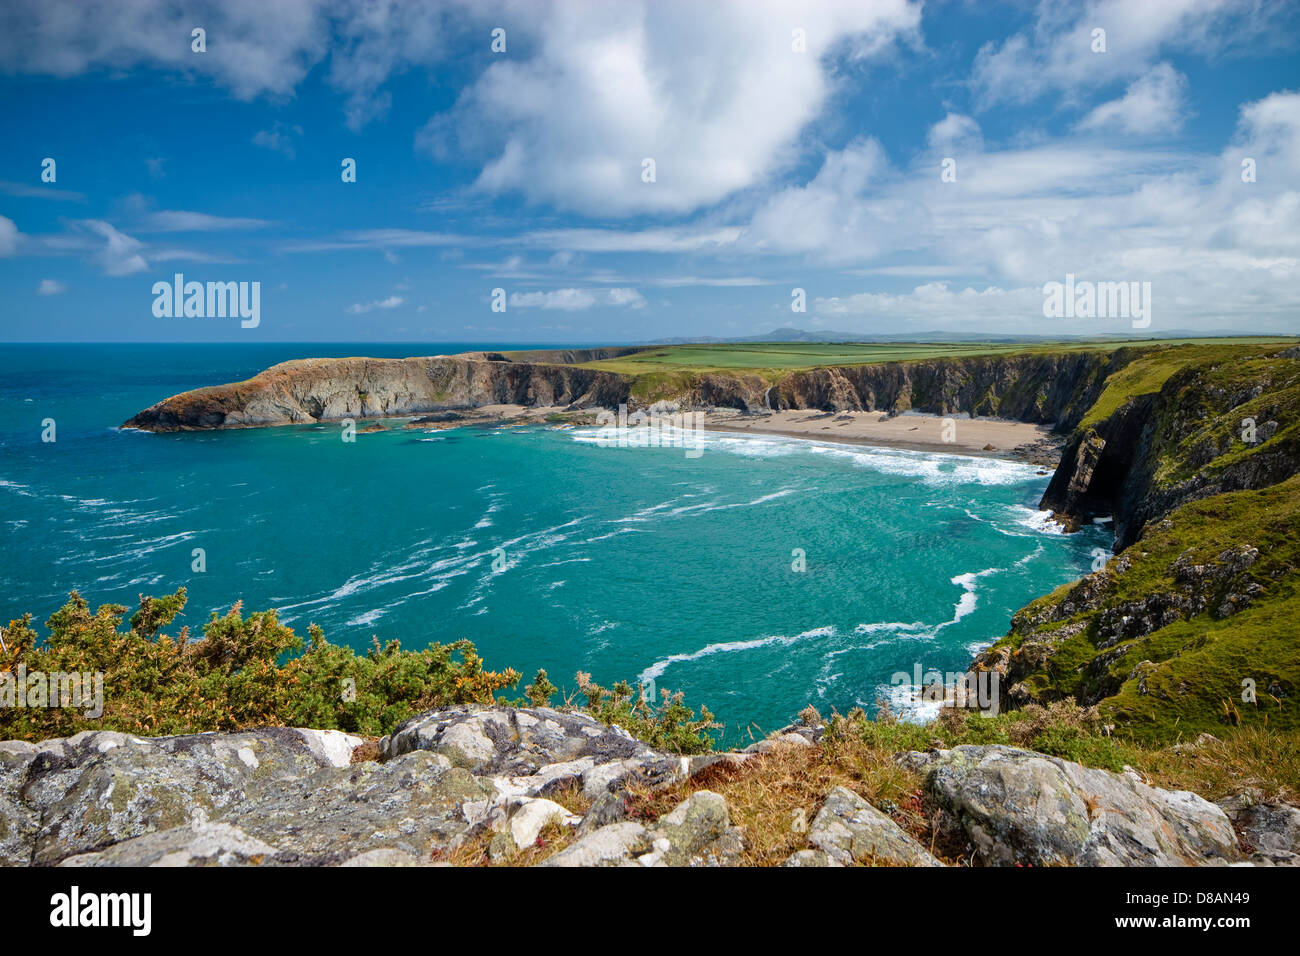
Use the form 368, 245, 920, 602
697, 409, 1063, 468
383, 404, 1065, 469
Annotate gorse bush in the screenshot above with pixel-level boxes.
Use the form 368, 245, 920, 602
570, 671, 718, 755
0, 589, 520, 740
0, 591, 719, 752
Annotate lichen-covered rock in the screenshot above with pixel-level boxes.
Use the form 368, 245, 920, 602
383, 704, 684, 801
0, 742, 40, 865
58, 822, 281, 867
783, 848, 840, 867
538, 822, 652, 867
806, 787, 942, 867
388, 705, 656, 770
539, 791, 744, 867
501, 797, 580, 850
924, 745, 1241, 866
648, 791, 736, 866
21, 728, 353, 865
217, 752, 493, 864
0, 708, 696, 867
1217, 790, 1300, 866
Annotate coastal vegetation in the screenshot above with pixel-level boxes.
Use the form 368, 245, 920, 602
0, 589, 716, 752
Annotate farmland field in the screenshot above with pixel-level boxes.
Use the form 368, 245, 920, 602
571, 337, 1299, 377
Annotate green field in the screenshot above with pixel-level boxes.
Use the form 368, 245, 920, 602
576, 337, 1297, 378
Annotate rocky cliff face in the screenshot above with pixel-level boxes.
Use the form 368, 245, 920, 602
1041, 346, 1300, 548
973, 343, 1300, 737
123, 354, 633, 431
123, 347, 1130, 431
771, 351, 1128, 426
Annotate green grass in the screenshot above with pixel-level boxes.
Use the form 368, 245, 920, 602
991, 475, 1300, 742
1075, 342, 1293, 432
579, 338, 1297, 379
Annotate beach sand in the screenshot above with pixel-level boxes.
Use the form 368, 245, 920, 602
395, 404, 1063, 468
699, 409, 1062, 467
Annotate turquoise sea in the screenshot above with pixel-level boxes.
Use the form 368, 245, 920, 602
0, 344, 1110, 742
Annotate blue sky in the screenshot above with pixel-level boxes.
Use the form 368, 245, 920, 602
1, 0, 1298, 344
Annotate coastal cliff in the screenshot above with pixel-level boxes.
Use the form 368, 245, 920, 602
975, 343, 1300, 738
123, 352, 635, 431
120, 340, 1300, 742
123, 346, 1130, 431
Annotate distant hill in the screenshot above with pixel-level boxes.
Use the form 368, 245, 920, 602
648, 328, 1293, 345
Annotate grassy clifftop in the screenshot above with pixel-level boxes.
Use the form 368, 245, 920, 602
980, 342, 1300, 742
977, 476, 1300, 741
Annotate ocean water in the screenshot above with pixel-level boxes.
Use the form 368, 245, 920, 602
0, 344, 1110, 742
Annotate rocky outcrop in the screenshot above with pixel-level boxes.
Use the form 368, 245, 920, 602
912, 745, 1242, 866
2, 707, 1273, 867
123, 354, 633, 431
789, 786, 942, 867
380, 704, 686, 802
1217, 789, 1300, 866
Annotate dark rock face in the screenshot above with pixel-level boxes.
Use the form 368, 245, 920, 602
1040, 395, 1155, 533
771, 351, 1125, 425
1040, 348, 1300, 550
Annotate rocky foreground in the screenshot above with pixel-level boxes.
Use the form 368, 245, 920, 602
3, 704, 1295, 867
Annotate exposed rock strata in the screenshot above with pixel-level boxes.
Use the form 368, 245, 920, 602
123, 354, 632, 431
122, 348, 1129, 432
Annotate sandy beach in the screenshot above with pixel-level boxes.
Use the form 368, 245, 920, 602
392, 403, 1063, 468
699, 409, 1062, 467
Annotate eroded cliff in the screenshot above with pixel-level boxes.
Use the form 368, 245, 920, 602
123, 353, 634, 431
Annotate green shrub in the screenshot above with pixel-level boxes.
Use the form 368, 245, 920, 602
0, 589, 520, 740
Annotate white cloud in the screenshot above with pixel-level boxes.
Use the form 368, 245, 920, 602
519, 226, 743, 254
346, 295, 405, 314
509, 288, 646, 310
0, 181, 85, 202
732, 88, 1300, 331
0, 215, 17, 256
252, 124, 302, 158
970, 0, 1285, 111
141, 211, 275, 232
927, 113, 983, 153
37, 278, 65, 295
0, 0, 331, 100
742, 139, 903, 262
426, 0, 922, 215
1077, 63, 1189, 135
79, 220, 147, 276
